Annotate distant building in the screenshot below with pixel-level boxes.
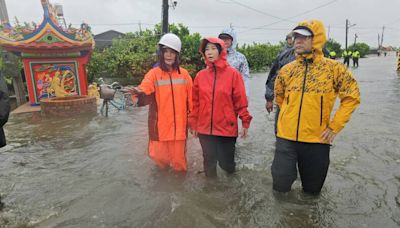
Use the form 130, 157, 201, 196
94, 30, 125, 50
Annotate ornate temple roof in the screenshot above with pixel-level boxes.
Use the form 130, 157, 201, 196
0, 0, 95, 56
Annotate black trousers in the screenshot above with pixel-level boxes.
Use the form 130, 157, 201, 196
198, 134, 237, 177
353, 57, 359, 67
271, 137, 330, 194
344, 57, 350, 67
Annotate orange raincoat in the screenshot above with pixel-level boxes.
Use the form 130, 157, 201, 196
138, 67, 193, 171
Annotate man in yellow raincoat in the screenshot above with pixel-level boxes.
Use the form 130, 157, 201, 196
272, 20, 360, 195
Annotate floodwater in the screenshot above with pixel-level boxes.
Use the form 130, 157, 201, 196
1, 54, 400, 228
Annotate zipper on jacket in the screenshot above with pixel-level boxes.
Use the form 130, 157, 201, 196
296, 59, 309, 141
210, 64, 217, 135
168, 73, 177, 139
320, 96, 323, 126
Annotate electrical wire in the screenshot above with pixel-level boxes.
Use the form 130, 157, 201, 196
228, 0, 293, 22
237, 0, 338, 33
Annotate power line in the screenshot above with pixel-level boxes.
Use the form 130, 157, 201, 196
214, 0, 233, 4
228, 0, 292, 22
238, 0, 338, 33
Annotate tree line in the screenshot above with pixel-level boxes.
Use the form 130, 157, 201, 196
87, 23, 282, 84
1, 23, 373, 92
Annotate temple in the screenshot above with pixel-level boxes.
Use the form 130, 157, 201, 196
0, 0, 95, 105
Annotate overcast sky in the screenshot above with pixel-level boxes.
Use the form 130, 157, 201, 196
5, 0, 400, 48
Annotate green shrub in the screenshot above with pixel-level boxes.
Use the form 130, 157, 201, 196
238, 43, 281, 72
348, 43, 370, 58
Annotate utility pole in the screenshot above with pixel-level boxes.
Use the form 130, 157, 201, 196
138, 21, 142, 35
378, 34, 380, 49
380, 26, 385, 48
345, 19, 349, 50
0, 0, 9, 23
345, 19, 356, 50
328, 25, 330, 39
353, 33, 358, 46
161, 0, 169, 34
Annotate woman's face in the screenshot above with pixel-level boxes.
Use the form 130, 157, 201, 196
204, 43, 220, 62
163, 47, 177, 67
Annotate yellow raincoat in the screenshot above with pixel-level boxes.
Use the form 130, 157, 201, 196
274, 20, 360, 144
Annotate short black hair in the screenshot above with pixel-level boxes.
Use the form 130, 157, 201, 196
201, 40, 222, 54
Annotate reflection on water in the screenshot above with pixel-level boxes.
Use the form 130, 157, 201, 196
1, 55, 400, 227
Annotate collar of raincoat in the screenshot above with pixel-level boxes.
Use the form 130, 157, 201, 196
294, 19, 327, 63
199, 37, 229, 70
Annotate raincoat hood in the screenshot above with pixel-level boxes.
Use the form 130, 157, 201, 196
294, 19, 327, 60
199, 37, 229, 69
219, 27, 237, 52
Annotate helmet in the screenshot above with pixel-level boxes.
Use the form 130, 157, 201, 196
158, 33, 181, 53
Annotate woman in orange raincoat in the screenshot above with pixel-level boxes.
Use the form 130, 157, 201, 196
129, 33, 193, 172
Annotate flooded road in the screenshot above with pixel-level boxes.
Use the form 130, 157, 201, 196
1, 54, 400, 227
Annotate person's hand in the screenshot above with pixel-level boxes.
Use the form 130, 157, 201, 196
240, 128, 248, 138
189, 128, 198, 138
266, 100, 273, 113
127, 86, 142, 95
320, 127, 336, 144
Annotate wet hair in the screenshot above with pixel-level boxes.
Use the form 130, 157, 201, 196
158, 45, 180, 73
201, 40, 222, 54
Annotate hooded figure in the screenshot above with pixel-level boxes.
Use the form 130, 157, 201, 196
218, 28, 250, 97
189, 37, 252, 177
0, 71, 10, 148
271, 20, 360, 194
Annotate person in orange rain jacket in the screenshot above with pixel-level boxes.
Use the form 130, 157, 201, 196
189, 38, 252, 177
129, 33, 193, 172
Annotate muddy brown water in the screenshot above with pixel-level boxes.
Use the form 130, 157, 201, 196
1, 54, 399, 227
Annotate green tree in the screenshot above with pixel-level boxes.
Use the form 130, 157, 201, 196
348, 42, 370, 58
325, 38, 342, 57
87, 23, 203, 84
0, 48, 22, 93
87, 23, 288, 84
